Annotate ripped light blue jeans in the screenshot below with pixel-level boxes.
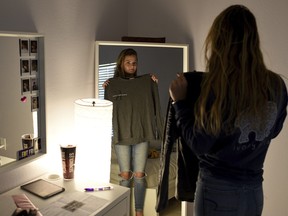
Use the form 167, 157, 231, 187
114, 142, 148, 212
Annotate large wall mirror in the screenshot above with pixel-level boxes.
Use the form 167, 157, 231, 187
95, 41, 189, 117
95, 40, 189, 215
0, 32, 46, 170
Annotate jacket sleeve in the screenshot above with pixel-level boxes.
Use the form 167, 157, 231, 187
151, 78, 164, 140
156, 98, 177, 212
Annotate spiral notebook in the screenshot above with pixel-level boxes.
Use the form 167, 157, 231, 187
21, 179, 65, 199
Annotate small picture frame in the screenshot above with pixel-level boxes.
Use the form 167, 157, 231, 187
19, 39, 29, 56
21, 78, 30, 95
30, 40, 38, 56
30, 59, 38, 75
31, 95, 39, 111
30, 77, 39, 92
33, 137, 41, 152
20, 59, 30, 76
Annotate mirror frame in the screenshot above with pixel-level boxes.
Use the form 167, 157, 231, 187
94, 40, 190, 214
0, 32, 46, 189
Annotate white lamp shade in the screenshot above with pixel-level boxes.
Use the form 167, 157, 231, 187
74, 98, 113, 183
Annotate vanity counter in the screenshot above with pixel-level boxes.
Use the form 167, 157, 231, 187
0, 174, 130, 216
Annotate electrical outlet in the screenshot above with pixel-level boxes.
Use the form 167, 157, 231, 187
0, 137, 7, 150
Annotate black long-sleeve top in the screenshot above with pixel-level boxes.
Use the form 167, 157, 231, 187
173, 73, 288, 184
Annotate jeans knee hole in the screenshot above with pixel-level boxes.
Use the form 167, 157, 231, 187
134, 172, 147, 180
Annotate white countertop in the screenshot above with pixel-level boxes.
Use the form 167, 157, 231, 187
0, 173, 130, 216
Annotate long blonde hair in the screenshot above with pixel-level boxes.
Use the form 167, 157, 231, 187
195, 5, 283, 135
114, 48, 138, 78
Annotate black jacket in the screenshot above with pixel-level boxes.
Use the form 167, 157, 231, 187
156, 71, 204, 212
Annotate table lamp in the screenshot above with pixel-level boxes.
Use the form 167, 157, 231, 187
74, 98, 113, 183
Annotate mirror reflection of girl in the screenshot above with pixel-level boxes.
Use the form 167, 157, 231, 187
103, 48, 158, 216
102, 48, 158, 86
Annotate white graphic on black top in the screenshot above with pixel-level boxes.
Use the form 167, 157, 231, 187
235, 101, 277, 144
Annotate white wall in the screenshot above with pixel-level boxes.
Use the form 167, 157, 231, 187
0, 0, 287, 215
127, 1, 288, 215
0, 0, 128, 191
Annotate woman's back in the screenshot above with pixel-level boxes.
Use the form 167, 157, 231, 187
169, 5, 288, 215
